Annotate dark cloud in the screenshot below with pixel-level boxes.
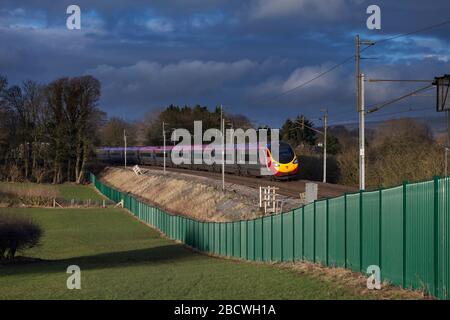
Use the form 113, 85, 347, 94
1, 0, 450, 127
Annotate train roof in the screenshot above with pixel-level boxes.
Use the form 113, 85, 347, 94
98, 142, 293, 152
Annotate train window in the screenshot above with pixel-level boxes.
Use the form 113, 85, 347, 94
269, 142, 295, 164
141, 152, 152, 157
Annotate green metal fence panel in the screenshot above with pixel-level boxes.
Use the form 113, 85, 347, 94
173, 214, 177, 240
247, 220, 255, 260
293, 208, 303, 260
226, 223, 233, 257
173, 215, 177, 240
197, 221, 203, 250
155, 207, 160, 229
200, 221, 206, 252
167, 213, 172, 238
262, 216, 272, 261
208, 222, 214, 254
219, 223, 226, 256
315, 200, 327, 264
195, 220, 201, 249
346, 193, 361, 272
282, 211, 294, 262
186, 217, 191, 245
91, 173, 450, 300
303, 204, 315, 261
272, 214, 282, 261
179, 216, 185, 243
233, 222, 241, 258
254, 218, 263, 261
164, 211, 168, 233
166, 213, 170, 237
380, 186, 404, 286
241, 221, 248, 259
202, 221, 206, 251
213, 222, 220, 255
361, 191, 380, 271
191, 218, 196, 247
328, 196, 346, 267
437, 177, 450, 299
405, 181, 435, 293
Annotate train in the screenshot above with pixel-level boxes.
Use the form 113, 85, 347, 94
95, 141, 299, 179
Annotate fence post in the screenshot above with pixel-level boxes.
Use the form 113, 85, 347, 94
313, 200, 316, 263
219, 222, 222, 255
261, 219, 265, 261
359, 190, 363, 272
246, 220, 248, 260
271, 214, 274, 261
225, 223, 227, 256
281, 213, 284, 262
379, 188, 383, 276
402, 181, 408, 287
302, 205, 305, 261
232, 222, 235, 258
253, 219, 256, 261
292, 210, 295, 262
344, 193, 347, 269
325, 198, 329, 266
433, 176, 440, 298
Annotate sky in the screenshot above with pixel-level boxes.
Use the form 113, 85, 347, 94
1, 0, 450, 128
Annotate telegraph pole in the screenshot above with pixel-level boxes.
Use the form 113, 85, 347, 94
356, 35, 374, 190
359, 73, 366, 190
124, 129, 127, 168
163, 121, 166, 175
322, 109, 328, 183
356, 35, 361, 113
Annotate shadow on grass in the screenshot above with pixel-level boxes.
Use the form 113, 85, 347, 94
1, 243, 200, 277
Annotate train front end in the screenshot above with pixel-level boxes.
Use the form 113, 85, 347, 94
267, 142, 298, 178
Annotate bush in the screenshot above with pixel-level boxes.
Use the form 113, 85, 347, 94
0, 184, 58, 206
0, 214, 43, 261
297, 154, 340, 184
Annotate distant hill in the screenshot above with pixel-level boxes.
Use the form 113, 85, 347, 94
330, 114, 448, 138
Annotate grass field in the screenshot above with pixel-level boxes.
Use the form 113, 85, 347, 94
0, 207, 376, 300
0, 182, 104, 201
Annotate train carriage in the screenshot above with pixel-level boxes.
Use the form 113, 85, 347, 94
95, 141, 298, 179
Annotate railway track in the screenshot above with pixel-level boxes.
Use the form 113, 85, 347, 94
138, 165, 357, 199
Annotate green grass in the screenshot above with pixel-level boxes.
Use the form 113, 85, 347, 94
0, 182, 104, 201
0, 207, 370, 300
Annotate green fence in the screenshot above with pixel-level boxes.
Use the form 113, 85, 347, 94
90, 173, 450, 299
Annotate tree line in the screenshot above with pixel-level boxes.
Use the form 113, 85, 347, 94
99, 104, 254, 147
279, 115, 446, 188
1, 73, 445, 187
0, 75, 105, 183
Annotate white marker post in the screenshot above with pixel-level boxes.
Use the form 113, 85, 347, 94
163, 122, 166, 175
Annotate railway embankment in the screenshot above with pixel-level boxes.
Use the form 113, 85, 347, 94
98, 167, 302, 222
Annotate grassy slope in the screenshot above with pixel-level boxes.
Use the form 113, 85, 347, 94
0, 207, 369, 300
0, 182, 104, 201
